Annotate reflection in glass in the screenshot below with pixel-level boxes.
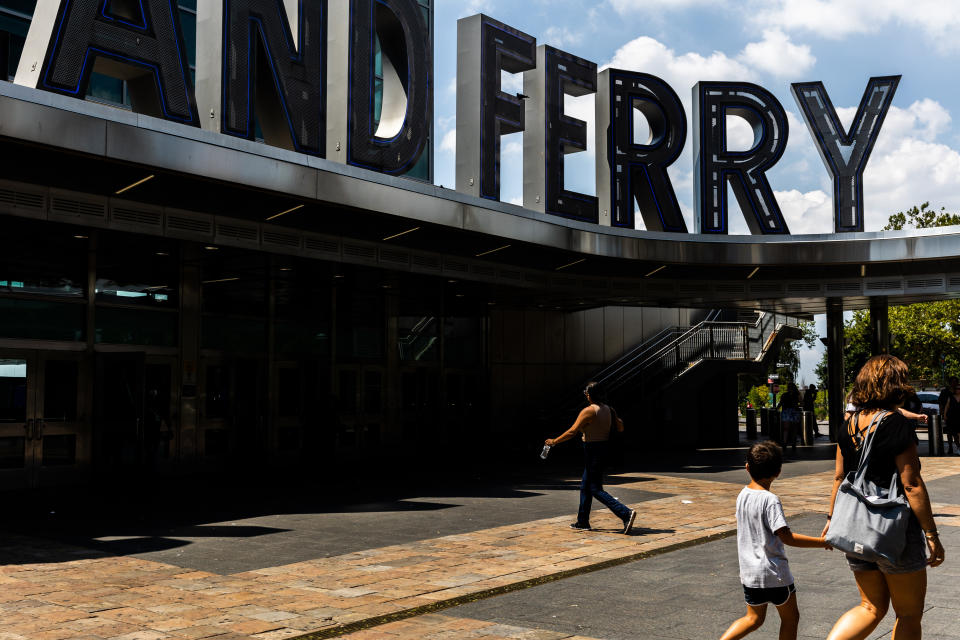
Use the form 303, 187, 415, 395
95, 307, 177, 346
0, 358, 26, 423
0, 437, 24, 468
43, 360, 78, 422
398, 316, 438, 361
41, 434, 76, 466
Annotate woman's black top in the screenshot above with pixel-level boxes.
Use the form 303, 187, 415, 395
837, 411, 918, 486
779, 389, 800, 411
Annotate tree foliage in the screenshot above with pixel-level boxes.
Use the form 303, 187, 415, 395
883, 202, 960, 231
820, 303, 960, 389
817, 204, 960, 390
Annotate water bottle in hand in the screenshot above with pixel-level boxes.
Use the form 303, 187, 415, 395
540, 444, 551, 459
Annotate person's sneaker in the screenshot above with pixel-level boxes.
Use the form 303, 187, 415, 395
569, 522, 591, 531
622, 510, 637, 534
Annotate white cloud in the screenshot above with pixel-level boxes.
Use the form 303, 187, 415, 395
603, 37, 756, 112
608, 0, 710, 14
738, 29, 816, 78
845, 99, 952, 150
500, 70, 524, 95
440, 129, 456, 154
751, 0, 960, 49
543, 26, 584, 49
775, 189, 833, 234
454, 0, 495, 19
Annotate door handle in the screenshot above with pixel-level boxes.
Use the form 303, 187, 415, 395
35, 420, 44, 441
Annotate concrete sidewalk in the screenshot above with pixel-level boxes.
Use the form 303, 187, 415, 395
1, 454, 957, 640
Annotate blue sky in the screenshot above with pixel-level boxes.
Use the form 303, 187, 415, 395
429, 0, 960, 383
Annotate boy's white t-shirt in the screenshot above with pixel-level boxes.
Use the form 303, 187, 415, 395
736, 486, 794, 588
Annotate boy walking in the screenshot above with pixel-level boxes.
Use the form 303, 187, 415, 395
719, 441, 829, 640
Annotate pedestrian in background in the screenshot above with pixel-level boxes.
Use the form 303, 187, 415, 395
777, 383, 801, 454
545, 381, 637, 534
937, 376, 957, 422
943, 381, 960, 455
822, 355, 944, 640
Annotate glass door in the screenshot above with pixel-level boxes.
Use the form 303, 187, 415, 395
199, 357, 266, 461
35, 352, 87, 486
0, 350, 88, 489
94, 352, 145, 478
335, 366, 385, 451
274, 361, 303, 454
0, 354, 34, 489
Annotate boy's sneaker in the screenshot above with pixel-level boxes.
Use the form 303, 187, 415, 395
622, 510, 637, 534
569, 522, 591, 531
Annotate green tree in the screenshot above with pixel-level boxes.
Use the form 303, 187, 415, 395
818, 204, 960, 390
883, 202, 960, 231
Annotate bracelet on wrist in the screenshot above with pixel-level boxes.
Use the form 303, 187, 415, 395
925, 530, 939, 539
826, 515, 832, 520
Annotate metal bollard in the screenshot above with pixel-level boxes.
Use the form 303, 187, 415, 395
769, 410, 783, 445
929, 414, 944, 456
801, 411, 814, 446
745, 408, 758, 440
759, 408, 769, 435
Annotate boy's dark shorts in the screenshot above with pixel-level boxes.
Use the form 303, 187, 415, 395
742, 583, 796, 606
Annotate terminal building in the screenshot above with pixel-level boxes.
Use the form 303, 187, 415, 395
0, 1, 958, 491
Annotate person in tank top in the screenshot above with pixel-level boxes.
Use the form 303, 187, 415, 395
545, 381, 637, 534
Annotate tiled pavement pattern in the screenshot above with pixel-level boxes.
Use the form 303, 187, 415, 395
334, 613, 605, 639
1, 459, 958, 640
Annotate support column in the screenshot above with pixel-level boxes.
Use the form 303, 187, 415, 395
870, 296, 889, 355
178, 243, 202, 463
826, 299, 845, 443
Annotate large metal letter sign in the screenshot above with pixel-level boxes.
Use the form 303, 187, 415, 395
596, 69, 687, 231
524, 45, 598, 222
327, 0, 432, 175
455, 14, 535, 200
196, 0, 326, 155
791, 76, 900, 233
693, 82, 790, 234
15, 0, 197, 124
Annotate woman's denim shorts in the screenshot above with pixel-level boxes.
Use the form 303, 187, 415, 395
846, 517, 928, 574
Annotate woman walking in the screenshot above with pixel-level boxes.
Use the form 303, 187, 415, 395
545, 381, 637, 534
823, 355, 945, 640
777, 382, 801, 454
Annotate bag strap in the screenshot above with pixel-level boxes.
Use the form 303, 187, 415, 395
852, 410, 888, 486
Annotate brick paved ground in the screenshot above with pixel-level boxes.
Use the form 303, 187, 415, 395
1, 456, 957, 640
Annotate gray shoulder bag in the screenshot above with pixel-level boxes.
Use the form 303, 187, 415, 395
825, 410, 911, 563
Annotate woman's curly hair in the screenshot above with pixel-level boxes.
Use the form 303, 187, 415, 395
849, 354, 913, 410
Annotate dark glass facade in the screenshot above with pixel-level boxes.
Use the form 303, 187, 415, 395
0, 213, 487, 487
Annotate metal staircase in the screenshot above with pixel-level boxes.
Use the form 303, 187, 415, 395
575, 309, 800, 403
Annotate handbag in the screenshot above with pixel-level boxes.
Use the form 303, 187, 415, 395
825, 410, 911, 563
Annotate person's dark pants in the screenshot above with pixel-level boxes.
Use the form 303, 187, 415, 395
577, 441, 632, 526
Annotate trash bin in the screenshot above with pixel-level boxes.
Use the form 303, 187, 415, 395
745, 408, 757, 440
759, 408, 769, 436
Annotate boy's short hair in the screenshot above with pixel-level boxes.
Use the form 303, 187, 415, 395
746, 441, 783, 480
